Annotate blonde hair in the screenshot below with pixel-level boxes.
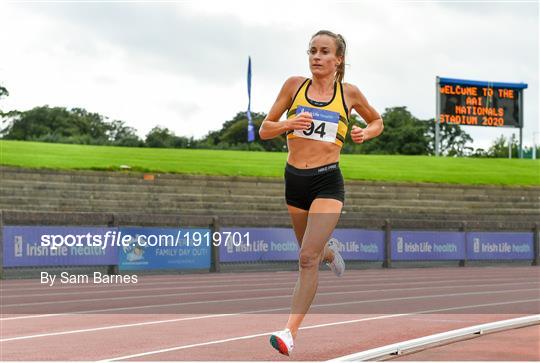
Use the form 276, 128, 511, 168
310, 30, 347, 82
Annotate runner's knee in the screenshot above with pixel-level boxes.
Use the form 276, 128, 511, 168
299, 249, 320, 269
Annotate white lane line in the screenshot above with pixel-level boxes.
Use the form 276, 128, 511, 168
3, 267, 529, 290
0, 306, 403, 342
97, 299, 539, 362
2, 276, 535, 299
4, 279, 537, 308
1, 288, 538, 341
2, 269, 535, 293
0, 271, 398, 292
0, 313, 238, 342
0, 275, 493, 298
0, 277, 290, 293
1, 280, 295, 298
1, 285, 538, 321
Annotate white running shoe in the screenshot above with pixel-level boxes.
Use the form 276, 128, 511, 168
269, 328, 294, 356
326, 238, 345, 277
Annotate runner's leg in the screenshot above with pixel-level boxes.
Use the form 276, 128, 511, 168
285, 198, 343, 338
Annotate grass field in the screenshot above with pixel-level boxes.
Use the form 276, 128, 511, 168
1, 140, 539, 186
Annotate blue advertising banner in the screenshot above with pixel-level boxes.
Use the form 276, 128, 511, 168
218, 228, 384, 262
219, 228, 298, 262
330, 229, 384, 261
392, 231, 465, 260
118, 227, 211, 270
3, 226, 118, 267
466, 232, 534, 260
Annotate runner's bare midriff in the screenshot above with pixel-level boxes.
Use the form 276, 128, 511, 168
287, 138, 341, 169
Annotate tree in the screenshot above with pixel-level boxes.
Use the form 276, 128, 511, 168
1, 106, 108, 144
487, 134, 520, 158
343, 107, 429, 155
145, 126, 175, 148
0, 85, 9, 115
144, 126, 191, 148
0, 85, 8, 99
199, 111, 283, 151
0, 105, 142, 146
425, 121, 474, 156
470, 148, 488, 158
107, 120, 143, 147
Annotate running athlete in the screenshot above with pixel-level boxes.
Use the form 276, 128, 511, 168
259, 30, 384, 356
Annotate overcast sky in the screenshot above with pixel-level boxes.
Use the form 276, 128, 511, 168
1, 0, 538, 150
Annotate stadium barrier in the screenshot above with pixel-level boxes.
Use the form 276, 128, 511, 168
0, 210, 538, 278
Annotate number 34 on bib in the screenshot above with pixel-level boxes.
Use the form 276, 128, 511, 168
294, 106, 339, 143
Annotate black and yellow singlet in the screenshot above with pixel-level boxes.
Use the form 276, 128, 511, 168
286, 78, 349, 147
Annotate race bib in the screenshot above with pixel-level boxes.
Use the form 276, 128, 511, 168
293, 106, 339, 143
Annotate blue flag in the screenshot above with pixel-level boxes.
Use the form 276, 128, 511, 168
247, 56, 255, 142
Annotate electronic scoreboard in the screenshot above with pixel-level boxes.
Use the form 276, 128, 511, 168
435, 77, 528, 156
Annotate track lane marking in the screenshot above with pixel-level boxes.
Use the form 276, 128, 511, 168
2, 285, 537, 321
2, 268, 536, 293
1, 288, 538, 341
3, 276, 534, 299
4, 280, 537, 307
97, 299, 540, 362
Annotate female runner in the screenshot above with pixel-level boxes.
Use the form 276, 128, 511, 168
259, 30, 384, 356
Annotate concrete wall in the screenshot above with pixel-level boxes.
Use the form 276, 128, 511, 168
1, 165, 538, 231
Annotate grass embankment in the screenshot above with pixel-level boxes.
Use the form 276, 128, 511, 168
1, 140, 538, 186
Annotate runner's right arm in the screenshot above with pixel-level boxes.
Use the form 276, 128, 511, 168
259, 77, 313, 140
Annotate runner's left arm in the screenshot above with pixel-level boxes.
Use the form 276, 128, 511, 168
347, 84, 383, 144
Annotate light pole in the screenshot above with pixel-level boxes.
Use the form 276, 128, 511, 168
508, 133, 514, 159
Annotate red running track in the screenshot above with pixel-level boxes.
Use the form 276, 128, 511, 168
1, 266, 539, 361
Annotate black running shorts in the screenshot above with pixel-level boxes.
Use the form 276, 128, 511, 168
284, 162, 345, 211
